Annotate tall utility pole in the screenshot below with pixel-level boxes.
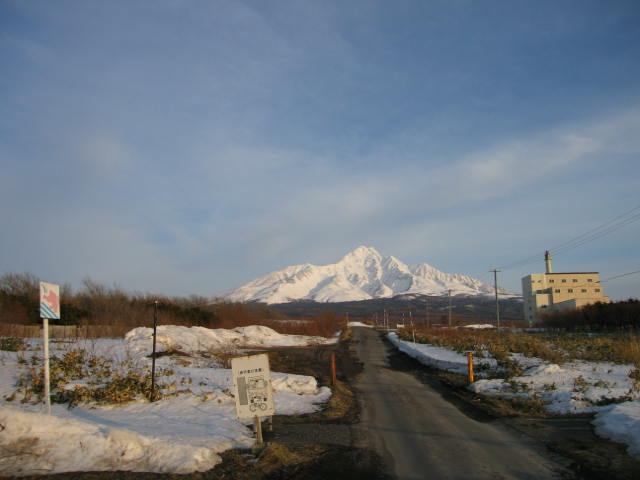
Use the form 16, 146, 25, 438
425, 298, 430, 328
447, 290, 452, 327
409, 308, 415, 343
490, 269, 501, 329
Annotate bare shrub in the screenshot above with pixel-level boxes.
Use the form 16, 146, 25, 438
0, 272, 344, 339
12, 350, 157, 407
0, 337, 26, 352
542, 299, 640, 331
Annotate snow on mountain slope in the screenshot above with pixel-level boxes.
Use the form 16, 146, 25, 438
225, 246, 506, 304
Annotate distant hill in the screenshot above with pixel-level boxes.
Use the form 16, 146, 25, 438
269, 294, 525, 327
225, 246, 514, 304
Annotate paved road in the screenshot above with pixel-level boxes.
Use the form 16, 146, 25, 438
350, 327, 568, 480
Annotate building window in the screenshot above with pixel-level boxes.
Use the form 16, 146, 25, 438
581, 289, 587, 293
568, 289, 574, 293
573, 279, 578, 283
595, 288, 601, 292
555, 289, 560, 293
588, 279, 593, 282
561, 279, 567, 283
549, 279, 555, 283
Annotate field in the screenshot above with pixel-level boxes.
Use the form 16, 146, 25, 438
393, 326, 640, 458
0, 325, 344, 477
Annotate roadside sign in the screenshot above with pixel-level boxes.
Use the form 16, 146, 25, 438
231, 353, 275, 419
39, 281, 59, 415
40, 282, 60, 320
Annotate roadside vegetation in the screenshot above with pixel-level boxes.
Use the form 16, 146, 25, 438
397, 327, 640, 367
0, 272, 344, 338
396, 301, 640, 404
395, 302, 640, 423
9, 349, 161, 406
541, 299, 640, 331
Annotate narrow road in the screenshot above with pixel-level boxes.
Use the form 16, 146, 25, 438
350, 327, 569, 480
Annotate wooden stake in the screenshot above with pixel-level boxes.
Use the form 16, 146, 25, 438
254, 416, 263, 447
467, 352, 475, 384
330, 353, 337, 386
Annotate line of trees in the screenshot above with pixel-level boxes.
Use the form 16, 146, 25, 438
0, 272, 344, 337
541, 299, 640, 330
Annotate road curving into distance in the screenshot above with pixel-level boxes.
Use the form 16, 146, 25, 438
350, 326, 570, 480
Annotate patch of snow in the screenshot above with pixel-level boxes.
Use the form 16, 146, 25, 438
125, 324, 334, 357
387, 334, 640, 460
0, 327, 335, 476
387, 333, 497, 375
471, 361, 637, 415
593, 401, 640, 459
347, 321, 371, 328
0, 406, 222, 475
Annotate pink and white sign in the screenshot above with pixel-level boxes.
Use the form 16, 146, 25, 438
40, 282, 60, 319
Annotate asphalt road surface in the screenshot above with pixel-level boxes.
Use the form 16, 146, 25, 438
351, 327, 568, 480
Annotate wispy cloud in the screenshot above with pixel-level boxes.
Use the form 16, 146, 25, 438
2, 1, 639, 298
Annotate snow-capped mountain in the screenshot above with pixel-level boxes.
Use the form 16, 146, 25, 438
225, 246, 507, 304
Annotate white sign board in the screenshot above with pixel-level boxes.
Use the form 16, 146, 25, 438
40, 282, 60, 320
231, 353, 275, 419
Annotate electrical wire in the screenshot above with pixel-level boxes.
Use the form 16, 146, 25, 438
600, 270, 640, 283
551, 207, 640, 256
496, 203, 640, 271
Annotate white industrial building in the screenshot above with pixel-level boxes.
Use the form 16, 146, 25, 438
522, 251, 610, 323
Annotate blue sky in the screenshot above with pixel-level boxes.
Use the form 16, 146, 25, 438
2, 0, 640, 300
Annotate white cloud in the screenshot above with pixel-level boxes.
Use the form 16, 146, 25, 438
72, 135, 135, 177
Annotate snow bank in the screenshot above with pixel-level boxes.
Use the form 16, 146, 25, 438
387, 333, 497, 374
0, 406, 221, 475
460, 324, 496, 330
470, 361, 637, 414
593, 401, 640, 458
125, 324, 334, 357
347, 321, 371, 328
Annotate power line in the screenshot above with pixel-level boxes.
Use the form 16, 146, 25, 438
600, 270, 640, 283
551, 207, 640, 256
497, 203, 640, 271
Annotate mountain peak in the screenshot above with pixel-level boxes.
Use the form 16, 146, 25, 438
341, 245, 381, 260
225, 247, 503, 304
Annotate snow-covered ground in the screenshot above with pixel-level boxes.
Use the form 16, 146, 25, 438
388, 332, 640, 460
0, 326, 334, 476
346, 321, 371, 328
388, 332, 497, 375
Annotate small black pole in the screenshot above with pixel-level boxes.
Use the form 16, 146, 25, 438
491, 269, 501, 330
150, 300, 158, 401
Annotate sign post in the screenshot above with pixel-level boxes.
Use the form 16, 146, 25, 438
231, 353, 275, 449
39, 282, 60, 415
150, 300, 158, 402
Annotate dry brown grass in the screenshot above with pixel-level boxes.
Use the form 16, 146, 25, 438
399, 327, 640, 367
